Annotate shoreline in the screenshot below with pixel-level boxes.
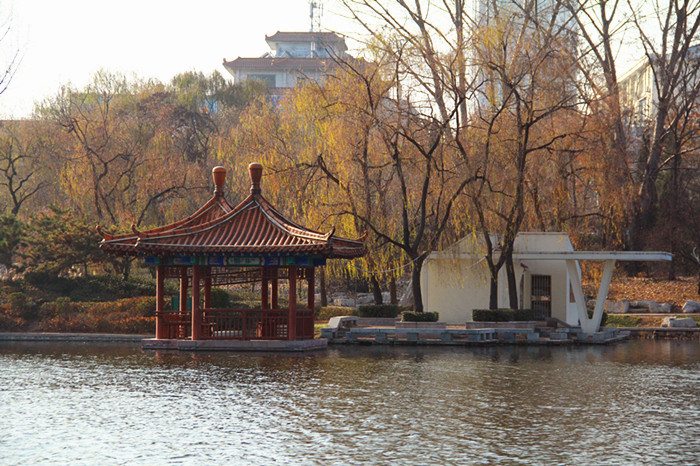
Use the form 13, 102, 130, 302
0, 332, 150, 343
1, 327, 699, 344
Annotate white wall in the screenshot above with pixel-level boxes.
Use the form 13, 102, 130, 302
421, 232, 578, 325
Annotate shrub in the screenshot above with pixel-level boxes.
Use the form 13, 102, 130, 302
24, 273, 156, 302
135, 297, 156, 317
402, 311, 439, 322
38, 297, 82, 319
472, 308, 535, 322
35, 296, 156, 334
514, 309, 534, 321
0, 314, 26, 331
4, 292, 32, 320
317, 306, 358, 321
210, 287, 230, 308
358, 304, 402, 318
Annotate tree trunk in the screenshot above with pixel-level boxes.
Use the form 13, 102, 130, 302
389, 277, 398, 305
489, 270, 498, 310
505, 253, 519, 309
371, 275, 383, 304
411, 257, 425, 312
121, 258, 131, 281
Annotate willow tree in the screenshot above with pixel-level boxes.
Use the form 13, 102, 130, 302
466, 0, 584, 308
37, 72, 212, 228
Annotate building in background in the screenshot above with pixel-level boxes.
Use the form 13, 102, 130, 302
222, 31, 348, 94
472, 0, 579, 110
618, 45, 700, 131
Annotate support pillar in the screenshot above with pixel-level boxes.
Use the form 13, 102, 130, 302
204, 270, 212, 309
191, 265, 202, 340
307, 267, 315, 311
155, 265, 166, 339
179, 268, 188, 315
271, 267, 279, 309
566, 259, 616, 334
261, 267, 269, 310
288, 266, 297, 340
179, 267, 188, 339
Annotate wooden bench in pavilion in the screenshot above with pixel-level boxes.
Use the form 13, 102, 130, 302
98, 163, 365, 350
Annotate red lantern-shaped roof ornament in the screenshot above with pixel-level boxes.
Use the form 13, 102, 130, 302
98, 163, 366, 261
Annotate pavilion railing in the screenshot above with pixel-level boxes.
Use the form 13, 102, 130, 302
157, 312, 192, 339
201, 308, 315, 340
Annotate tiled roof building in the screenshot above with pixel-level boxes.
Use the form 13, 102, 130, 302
222, 31, 348, 90
99, 163, 364, 345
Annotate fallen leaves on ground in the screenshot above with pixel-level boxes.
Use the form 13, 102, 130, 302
595, 276, 698, 309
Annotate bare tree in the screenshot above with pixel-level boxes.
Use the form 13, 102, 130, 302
467, 0, 583, 308
0, 14, 21, 96
0, 121, 45, 215
627, 0, 700, 249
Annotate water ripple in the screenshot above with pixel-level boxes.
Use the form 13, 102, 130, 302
0, 341, 699, 464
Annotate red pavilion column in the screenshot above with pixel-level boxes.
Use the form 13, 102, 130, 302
191, 265, 202, 340
271, 267, 279, 309
288, 266, 297, 340
179, 268, 188, 315
261, 267, 269, 310
204, 269, 212, 309
307, 267, 315, 311
179, 267, 188, 339
307, 267, 315, 340
155, 264, 166, 339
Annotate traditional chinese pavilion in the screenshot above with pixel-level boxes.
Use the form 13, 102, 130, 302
99, 163, 365, 349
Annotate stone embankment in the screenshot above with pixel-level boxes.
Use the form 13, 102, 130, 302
0, 332, 149, 342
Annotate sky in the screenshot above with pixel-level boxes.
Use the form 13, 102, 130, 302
0, 0, 357, 118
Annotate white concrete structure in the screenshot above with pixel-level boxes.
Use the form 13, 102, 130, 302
421, 232, 671, 333
222, 31, 348, 91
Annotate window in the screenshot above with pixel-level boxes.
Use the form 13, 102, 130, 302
249, 74, 276, 88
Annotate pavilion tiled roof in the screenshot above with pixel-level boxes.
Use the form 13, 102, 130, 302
98, 164, 365, 259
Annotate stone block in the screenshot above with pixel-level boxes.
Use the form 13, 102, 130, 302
682, 300, 700, 313
629, 300, 661, 313
356, 293, 374, 305
662, 317, 697, 328
610, 299, 629, 314
333, 298, 357, 307
526, 332, 540, 342
406, 332, 418, 342
440, 332, 452, 342
375, 332, 387, 342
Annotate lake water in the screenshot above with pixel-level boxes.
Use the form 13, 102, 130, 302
1, 340, 699, 464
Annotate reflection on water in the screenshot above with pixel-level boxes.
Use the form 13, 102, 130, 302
1, 341, 699, 464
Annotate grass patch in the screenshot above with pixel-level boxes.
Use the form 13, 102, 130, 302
605, 315, 642, 327
314, 322, 326, 339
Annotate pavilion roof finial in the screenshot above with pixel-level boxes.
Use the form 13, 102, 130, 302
249, 162, 263, 195
212, 166, 226, 196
